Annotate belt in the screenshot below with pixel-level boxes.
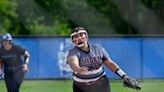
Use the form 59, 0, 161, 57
74, 75, 106, 85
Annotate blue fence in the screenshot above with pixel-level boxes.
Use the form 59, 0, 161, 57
9, 36, 164, 79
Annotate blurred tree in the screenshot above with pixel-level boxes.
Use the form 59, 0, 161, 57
157, 1, 164, 22
0, 0, 71, 35
18, 0, 71, 35
87, 0, 138, 34
61, 0, 116, 35
0, 0, 18, 34
0, 0, 164, 35
142, 0, 164, 21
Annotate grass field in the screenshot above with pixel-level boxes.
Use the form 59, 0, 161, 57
0, 79, 164, 92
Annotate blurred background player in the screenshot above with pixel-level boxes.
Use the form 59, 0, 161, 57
67, 27, 141, 92
0, 33, 30, 92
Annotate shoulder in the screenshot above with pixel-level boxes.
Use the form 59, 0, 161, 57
90, 44, 107, 53
67, 46, 79, 57
68, 47, 77, 54
13, 44, 21, 49
90, 44, 103, 49
68, 46, 77, 53
13, 44, 25, 50
92, 44, 101, 47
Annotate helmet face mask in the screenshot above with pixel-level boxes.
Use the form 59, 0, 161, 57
70, 27, 88, 47
1, 40, 11, 47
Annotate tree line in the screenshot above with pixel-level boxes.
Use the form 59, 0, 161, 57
0, 0, 164, 36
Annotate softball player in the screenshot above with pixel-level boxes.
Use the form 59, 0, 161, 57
67, 27, 141, 92
0, 33, 30, 92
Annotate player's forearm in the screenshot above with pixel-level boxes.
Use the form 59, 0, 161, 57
103, 60, 126, 78
68, 56, 81, 73
24, 56, 30, 64
70, 64, 81, 73
68, 55, 88, 74
103, 60, 119, 72
24, 50, 30, 64
68, 60, 88, 74
70, 65, 88, 75
68, 60, 83, 73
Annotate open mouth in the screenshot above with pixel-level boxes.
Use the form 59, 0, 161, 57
78, 42, 83, 45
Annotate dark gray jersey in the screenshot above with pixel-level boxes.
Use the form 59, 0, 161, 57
67, 44, 110, 82
0, 44, 26, 67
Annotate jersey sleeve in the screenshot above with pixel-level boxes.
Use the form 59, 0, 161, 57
67, 48, 77, 63
15, 45, 26, 55
67, 48, 77, 58
96, 44, 111, 61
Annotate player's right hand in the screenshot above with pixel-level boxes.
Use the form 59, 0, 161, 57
78, 67, 88, 75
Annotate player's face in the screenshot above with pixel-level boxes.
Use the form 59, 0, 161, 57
1, 40, 12, 50
72, 32, 87, 47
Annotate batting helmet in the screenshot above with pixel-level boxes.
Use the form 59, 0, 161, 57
1, 33, 13, 46
2, 33, 13, 41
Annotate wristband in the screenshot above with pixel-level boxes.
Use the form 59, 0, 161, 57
115, 68, 126, 78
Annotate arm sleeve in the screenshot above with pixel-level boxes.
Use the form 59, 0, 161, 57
24, 50, 30, 64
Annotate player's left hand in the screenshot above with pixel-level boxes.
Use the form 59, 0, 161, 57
22, 64, 29, 72
122, 75, 141, 90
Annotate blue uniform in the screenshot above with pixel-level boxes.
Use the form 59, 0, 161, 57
0, 44, 27, 92
67, 44, 111, 92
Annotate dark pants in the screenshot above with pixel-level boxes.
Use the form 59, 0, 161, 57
4, 69, 25, 92
73, 75, 111, 92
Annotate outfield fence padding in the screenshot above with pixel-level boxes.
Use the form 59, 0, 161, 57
1, 36, 164, 79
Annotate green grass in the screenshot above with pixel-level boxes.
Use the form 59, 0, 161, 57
0, 79, 164, 92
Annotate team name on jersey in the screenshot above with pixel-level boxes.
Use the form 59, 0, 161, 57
80, 56, 102, 70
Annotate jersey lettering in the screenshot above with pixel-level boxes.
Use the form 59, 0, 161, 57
80, 56, 102, 70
